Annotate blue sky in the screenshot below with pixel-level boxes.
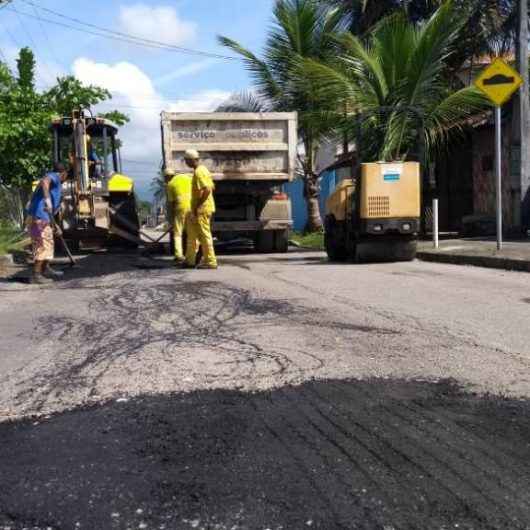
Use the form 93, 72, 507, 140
0, 0, 276, 199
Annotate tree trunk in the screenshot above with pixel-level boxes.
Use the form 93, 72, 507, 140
304, 173, 322, 232
302, 140, 323, 233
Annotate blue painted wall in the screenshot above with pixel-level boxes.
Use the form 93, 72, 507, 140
284, 170, 337, 232
284, 178, 307, 231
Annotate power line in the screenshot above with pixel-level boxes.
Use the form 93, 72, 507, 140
27, 0, 62, 70
95, 102, 169, 110
13, 7, 55, 80
20, 0, 239, 61
0, 16, 22, 49
34, 82, 209, 102
12, 3, 239, 61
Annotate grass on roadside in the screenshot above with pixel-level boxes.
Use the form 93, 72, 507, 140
0, 222, 27, 256
290, 230, 325, 251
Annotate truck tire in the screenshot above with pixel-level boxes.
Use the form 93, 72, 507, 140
273, 229, 289, 253
324, 217, 348, 262
255, 231, 275, 253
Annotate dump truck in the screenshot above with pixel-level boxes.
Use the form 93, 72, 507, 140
51, 109, 140, 249
325, 161, 421, 262
160, 112, 297, 252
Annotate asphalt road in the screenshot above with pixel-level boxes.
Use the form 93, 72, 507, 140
0, 250, 529, 529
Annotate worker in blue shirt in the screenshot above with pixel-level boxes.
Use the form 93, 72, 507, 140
26, 163, 69, 284
87, 135, 102, 178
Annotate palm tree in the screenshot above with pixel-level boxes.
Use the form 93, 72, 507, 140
323, 0, 521, 63
215, 91, 271, 113
300, 1, 489, 163
322, 0, 404, 34
150, 172, 166, 205
218, 0, 347, 231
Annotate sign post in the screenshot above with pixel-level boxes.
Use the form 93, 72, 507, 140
495, 106, 502, 249
475, 58, 523, 250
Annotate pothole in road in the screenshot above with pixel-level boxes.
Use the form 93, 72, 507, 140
8, 276, 398, 415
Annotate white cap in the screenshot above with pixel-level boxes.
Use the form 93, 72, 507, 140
184, 149, 200, 160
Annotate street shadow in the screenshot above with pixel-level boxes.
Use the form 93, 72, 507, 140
0, 244, 323, 287
0, 378, 529, 530
0, 250, 176, 286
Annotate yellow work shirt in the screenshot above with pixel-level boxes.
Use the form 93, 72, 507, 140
167, 173, 192, 212
191, 165, 215, 214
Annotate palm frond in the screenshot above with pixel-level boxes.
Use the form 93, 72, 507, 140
217, 36, 283, 103
425, 86, 490, 152
215, 91, 271, 113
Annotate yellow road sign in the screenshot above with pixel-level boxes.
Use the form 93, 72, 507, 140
474, 58, 523, 107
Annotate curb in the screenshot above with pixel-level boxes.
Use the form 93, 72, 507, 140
288, 241, 324, 251
417, 251, 530, 273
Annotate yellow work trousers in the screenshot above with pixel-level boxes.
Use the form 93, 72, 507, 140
173, 210, 189, 260
185, 212, 217, 267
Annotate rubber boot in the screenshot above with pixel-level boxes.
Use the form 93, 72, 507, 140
44, 265, 64, 279
31, 273, 54, 285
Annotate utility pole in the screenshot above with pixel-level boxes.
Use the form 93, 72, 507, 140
517, 0, 530, 233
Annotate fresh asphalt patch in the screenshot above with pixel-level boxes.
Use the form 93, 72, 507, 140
1, 378, 529, 530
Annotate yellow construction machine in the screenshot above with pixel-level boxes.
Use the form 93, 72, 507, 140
50, 109, 140, 249
324, 108, 423, 262
325, 162, 421, 262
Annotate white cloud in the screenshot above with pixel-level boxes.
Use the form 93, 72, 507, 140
118, 4, 196, 46
72, 58, 230, 194
167, 90, 232, 112
154, 59, 216, 86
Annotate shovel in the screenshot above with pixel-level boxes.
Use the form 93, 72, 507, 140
48, 214, 77, 268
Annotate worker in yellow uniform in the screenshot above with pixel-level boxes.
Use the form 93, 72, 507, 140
184, 149, 218, 269
165, 169, 192, 263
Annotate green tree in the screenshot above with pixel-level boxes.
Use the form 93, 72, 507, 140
216, 91, 271, 113
0, 48, 51, 225
322, 0, 521, 64
45, 76, 128, 123
136, 199, 153, 225
98, 110, 130, 127
219, 0, 346, 231
150, 172, 166, 205
16, 47, 36, 91
0, 48, 129, 227
323, 0, 404, 34
0, 48, 51, 191
302, 1, 489, 162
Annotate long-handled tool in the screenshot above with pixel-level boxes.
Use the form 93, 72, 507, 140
48, 215, 77, 267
